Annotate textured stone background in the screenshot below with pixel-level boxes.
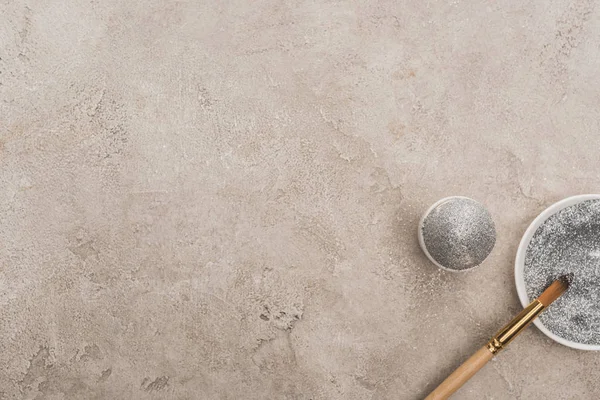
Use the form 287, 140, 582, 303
2, 0, 600, 399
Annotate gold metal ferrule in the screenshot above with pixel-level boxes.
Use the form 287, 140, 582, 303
486, 300, 545, 355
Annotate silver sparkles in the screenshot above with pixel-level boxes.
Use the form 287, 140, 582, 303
524, 199, 600, 345
421, 197, 496, 271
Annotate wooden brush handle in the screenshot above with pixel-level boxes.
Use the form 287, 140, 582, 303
425, 346, 493, 400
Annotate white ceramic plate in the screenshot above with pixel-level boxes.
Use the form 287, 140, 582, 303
514, 194, 600, 351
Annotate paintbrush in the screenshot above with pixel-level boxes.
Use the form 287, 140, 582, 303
426, 274, 573, 400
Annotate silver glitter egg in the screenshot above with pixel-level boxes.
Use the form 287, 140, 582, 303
418, 196, 496, 271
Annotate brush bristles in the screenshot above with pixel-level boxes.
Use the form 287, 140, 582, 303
538, 274, 572, 307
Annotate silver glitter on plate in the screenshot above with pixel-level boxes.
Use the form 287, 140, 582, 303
524, 199, 600, 345
420, 197, 496, 271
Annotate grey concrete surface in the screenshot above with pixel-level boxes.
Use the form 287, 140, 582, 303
2, 0, 600, 399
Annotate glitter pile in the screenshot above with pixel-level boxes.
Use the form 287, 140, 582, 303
421, 197, 496, 271
524, 199, 600, 345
